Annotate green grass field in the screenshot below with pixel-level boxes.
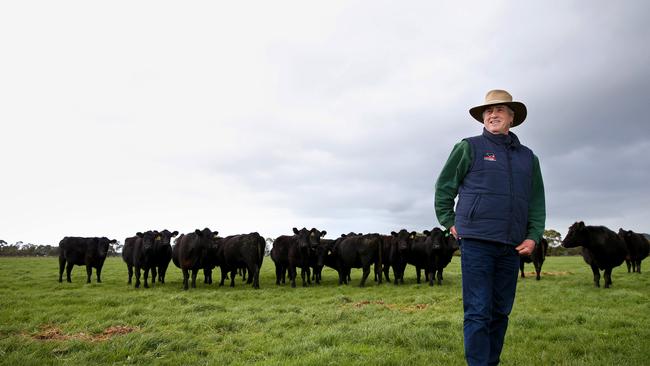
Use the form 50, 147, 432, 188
0, 256, 648, 365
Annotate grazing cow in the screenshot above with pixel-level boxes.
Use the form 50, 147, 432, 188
380, 230, 416, 285
562, 221, 627, 288
520, 238, 549, 280
153, 229, 178, 284
334, 233, 383, 287
217, 232, 265, 289
58, 236, 117, 283
122, 231, 158, 288
272, 228, 326, 287
409, 228, 445, 286
618, 229, 650, 273
172, 228, 217, 290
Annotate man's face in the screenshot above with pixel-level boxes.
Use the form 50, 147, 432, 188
482, 104, 513, 135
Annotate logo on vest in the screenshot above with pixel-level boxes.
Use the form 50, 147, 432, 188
483, 152, 496, 161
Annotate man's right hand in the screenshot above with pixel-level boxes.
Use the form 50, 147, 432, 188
450, 225, 458, 239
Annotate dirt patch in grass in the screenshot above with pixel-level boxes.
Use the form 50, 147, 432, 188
31, 324, 138, 342
350, 300, 429, 312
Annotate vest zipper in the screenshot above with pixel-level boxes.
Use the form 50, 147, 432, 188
506, 147, 514, 243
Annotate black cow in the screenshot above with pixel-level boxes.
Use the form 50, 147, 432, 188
562, 221, 627, 288
122, 231, 158, 288
618, 229, 650, 273
58, 236, 117, 283
409, 228, 445, 286
431, 230, 459, 285
271, 228, 326, 287
519, 238, 549, 280
217, 232, 265, 289
380, 230, 416, 285
334, 233, 383, 287
172, 228, 217, 290
152, 229, 178, 284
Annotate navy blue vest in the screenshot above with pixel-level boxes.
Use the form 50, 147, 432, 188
455, 129, 534, 246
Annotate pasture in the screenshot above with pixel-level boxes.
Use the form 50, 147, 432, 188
0, 256, 648, 365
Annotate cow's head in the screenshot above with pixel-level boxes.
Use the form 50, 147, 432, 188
96, 237, 117, 258
141, 231, 157, 254
445, 231, 459, 251
158, 229, 179, 246
292, 227, 312, 251
306, 228, 327, 266
562, 221, 585, 248
391, 229, 416, 253
423, 228, 444, 250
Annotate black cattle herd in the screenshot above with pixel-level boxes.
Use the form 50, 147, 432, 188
57, 222, 649, 290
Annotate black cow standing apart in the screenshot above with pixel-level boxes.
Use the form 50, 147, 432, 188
271, 228, 326, 288
618, 229, 650, 273
380, 230, 416, 285
122, 231, 158, 288
519, 238, 549, 280
409, 228, 445, 286
58, 236, 117, 283
431, 230, 459, 285
152, 229, 178, 284
334, 233, 383, 287
217, 232, 265, 289
562, 221, 627, 288
172, 228, 217, 290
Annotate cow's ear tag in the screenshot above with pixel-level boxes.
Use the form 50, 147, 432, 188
445, 232, 450, 238
156, 236, 162, 241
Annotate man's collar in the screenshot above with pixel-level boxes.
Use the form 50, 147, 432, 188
482, 128, 520, 147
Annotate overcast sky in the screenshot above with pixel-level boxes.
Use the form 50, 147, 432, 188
1, 1, 649, 246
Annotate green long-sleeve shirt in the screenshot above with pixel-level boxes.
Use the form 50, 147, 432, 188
434, 140, 546, 244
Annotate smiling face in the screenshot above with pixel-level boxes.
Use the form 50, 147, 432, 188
482, 104, 514, 135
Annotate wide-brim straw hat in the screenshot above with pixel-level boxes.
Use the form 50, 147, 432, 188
469, 89, 527, 127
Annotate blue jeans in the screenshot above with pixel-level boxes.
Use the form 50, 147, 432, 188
460, 238, 520, 366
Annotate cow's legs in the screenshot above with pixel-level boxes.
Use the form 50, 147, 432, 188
159, 263, 169, 283
182, 268, 189, 290
135, 267, 142, 288
248, 266, 260, 289
300, 267, 307, 287
86, 265, 92, 283
519, 261, 526, 278
66, 263, 74, 283
625, 260, 632, 273
636, 260, 642, 274
359, 265, 371, 287
143, 268, 150, 288
191, 269, 198, 288
604, 268, 613, 288
590, 264, 600, 288
150, 267, 157, 285
229, 269, 237, 287
274, 265, 282, 285
96, 266, 102, 283
127, 265, 133, 285
534, 262, 542, 281
437, 269, 443, 285
58, 258, 65, 283
416, 268, 422, 284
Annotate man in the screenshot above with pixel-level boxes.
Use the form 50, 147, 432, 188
435, 89, 545, 366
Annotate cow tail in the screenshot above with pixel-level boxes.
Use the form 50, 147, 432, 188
377, 235, 383, 270
257, 234, 265, 266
